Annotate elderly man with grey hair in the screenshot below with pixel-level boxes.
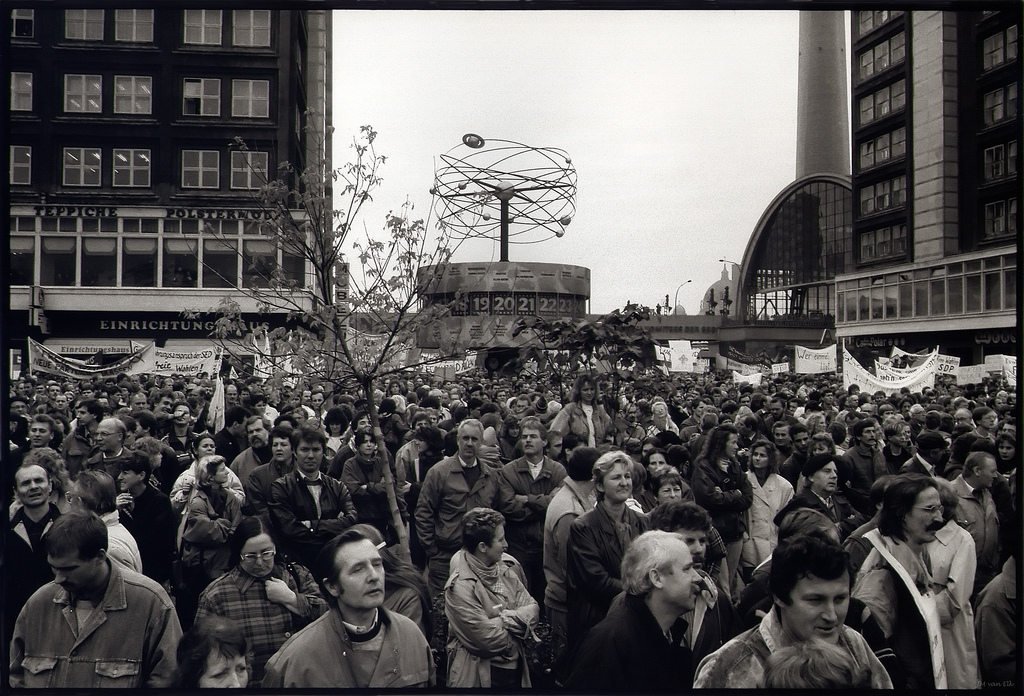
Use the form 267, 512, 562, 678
415, 419, 504, 596
566, 530, 701, 691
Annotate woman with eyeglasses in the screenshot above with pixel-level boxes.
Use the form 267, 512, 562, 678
195, 516, 327, 684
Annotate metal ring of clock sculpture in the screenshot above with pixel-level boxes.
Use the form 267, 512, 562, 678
431, 134, 577, 262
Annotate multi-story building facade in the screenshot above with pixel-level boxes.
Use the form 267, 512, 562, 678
837, 9, 1019, 364
8, 8, 331, 363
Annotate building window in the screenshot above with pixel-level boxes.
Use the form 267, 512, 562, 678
984, 198, 1018, 240
64, 74, 103, 113
10, 237, 34, 286
41, 237, 77, 286
983, 83, 1019, 126
892, 127, 907, 159
182, 150, 219, 189
11, 9, 34, 38
113, 149, 151, 187
859, 175, 906, 216
231, 80, 270, 118
10, 146, 31, 185
183, 9, 222, 45
115, 9, 154, 42
243, 240, 277, 288
230, 151, 269, 189
82, 238, 117, 287
202, 239, 239, 288
163, 239, 199, 287
857, 10, 901, 38
858, 32, 905, 82
860, 128, 906, 170
123, 238, 157, 287
983, 26, 1019, 70
859, 80, 905, 126
233, 10, 271, 47
859, 226, 909, 265
183, 78, 220, 116
63, 147, 102, 186
114, 76, 152, 114
11, 72, 32, 111
65, 9, 104, 41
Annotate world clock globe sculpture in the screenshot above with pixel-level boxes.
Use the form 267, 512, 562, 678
431, 134, 577, 262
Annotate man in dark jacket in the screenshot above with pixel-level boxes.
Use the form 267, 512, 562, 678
213, 405, 250, 464
567, 530, 700, 691
775, 454, 866, 542
269, 426, 357, 570
497, 416, 567, 606
6, 462, 61, 645
116, 450, 176, 586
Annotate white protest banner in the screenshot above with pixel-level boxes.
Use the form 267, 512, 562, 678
794, 345, 837, 374
28, 338, 150, 380
694, 358, 710, 374
844, 346, 938, 395
733, 370, 763, 387
935, 354, 960, 377
772, 362, 789, 375
1002, 355, 1016, 382
955, 364, 987, 386
131, 345, 222, 377
666, 340, 696, 373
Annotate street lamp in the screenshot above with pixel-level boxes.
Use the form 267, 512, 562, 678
673, 280, 692, 314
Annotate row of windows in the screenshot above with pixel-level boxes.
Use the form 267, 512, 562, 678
857, 32, 905, 83
856, 10, 902, 38
859, 127, 907, 170
983, 83, 1019, 127
984, 198, 1018, 241
10, 9, 271, 47
10, 235, 303, 290
859, 175, 906, 217
859, 224, 907, 264
9, 146, 268, 190
11, 216, 273, 237
837, 255, 1016, 323
10, 73, 270, 119
982, 26, 1019, 71
983, 141, 1018, 181
859, 80, 906, 126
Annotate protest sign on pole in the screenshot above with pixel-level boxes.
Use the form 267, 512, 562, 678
772, 362, 789, 375
794, 345, 837, 374
955, 364, 987, 386
935, 354, 960, 378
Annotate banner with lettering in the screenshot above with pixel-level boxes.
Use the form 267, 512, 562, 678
664, 340, 700, 373
984, 354, 1017, 382
27, 338, 221, 379
771, 362, 789, 375
794, 345, 837, 374
955, 364, 987, 386
843, 346, 937, 395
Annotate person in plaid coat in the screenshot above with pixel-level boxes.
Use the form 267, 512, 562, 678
195, 517, 328, 683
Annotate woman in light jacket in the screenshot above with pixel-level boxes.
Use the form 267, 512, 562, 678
550, 374, 613, 448
445, 508, 538, 689
741, 439, 794, 573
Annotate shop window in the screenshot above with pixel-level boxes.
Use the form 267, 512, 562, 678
282, 241, 305, 287
163, 239, 198, 287
202, 239, 238, 288
82, 238, 117, 286
10, 237, 34, 285
41, 237, 77, 285
243, 239, 276, 288
123, 238, 157, 286
965, 275, 982, 312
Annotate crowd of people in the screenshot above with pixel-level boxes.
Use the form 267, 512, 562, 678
5, 365, 1018, 689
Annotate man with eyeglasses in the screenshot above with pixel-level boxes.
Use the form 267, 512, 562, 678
86, 417, 133, 480
852, 475, 948, 689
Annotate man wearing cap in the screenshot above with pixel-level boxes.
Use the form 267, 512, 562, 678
774, 454, 866, 542
900, 431, 947, 477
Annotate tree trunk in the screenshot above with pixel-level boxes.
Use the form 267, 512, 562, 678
362, 377, 411, 560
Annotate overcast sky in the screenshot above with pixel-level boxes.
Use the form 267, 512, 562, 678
332, 10, 822, 314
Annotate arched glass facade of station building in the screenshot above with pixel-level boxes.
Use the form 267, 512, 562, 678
737, 174, 854, 324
